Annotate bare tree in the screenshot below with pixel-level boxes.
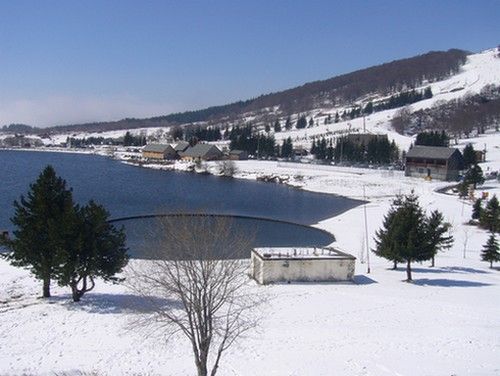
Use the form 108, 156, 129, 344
217, 160, 237, 177
127, 215, 263, 376
391, 106, 412, 134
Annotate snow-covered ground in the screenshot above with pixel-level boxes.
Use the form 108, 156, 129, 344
1, 130, 499, 376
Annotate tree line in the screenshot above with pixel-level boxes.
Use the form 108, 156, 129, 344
312, 136, 399, 164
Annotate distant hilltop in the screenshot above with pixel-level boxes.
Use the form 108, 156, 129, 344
3, 48, 487, 134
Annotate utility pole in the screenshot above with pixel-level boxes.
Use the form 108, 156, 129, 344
363, 185, 371, 274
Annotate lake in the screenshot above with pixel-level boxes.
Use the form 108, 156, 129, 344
0, 150, 362, 256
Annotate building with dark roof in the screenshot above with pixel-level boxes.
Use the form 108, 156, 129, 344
228, 149, 248, 160
180, 144, 223, 161
173, 141, 190, 152
405, 146, 464, 181
142, 143, 177, 160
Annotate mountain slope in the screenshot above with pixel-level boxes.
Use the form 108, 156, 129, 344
12, 48, 470, 134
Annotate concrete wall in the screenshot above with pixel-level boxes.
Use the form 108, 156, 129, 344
251, 252, 355, 284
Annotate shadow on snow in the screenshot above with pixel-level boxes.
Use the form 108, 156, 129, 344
60, 293, 181, 314
412, 278, 492, 287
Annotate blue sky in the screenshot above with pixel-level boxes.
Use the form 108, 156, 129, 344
0, 0, 499, 127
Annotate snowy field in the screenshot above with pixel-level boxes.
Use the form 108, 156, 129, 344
1, 49, 500, 375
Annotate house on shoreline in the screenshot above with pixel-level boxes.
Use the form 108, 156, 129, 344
142, 144, 177, 160
405, 146, 464, 181
179, 144, 223, 161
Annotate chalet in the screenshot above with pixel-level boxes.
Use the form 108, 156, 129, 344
142, 144, 177, 160
228, 150, 248, 160
180, 144, 223, 161
405, 146, 464, 181
250, 247, 356, 285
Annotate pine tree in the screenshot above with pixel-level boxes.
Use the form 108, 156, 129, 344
273, 120, 281, 133
480, 195, 500, 232
285, 116, 292, 130
462, 143, 476, 168
463, 164, 484, 189
296, 116, 307, 129
472, 198, 483, 221
373, 193, 445, 281
57, 201, 128, 302
5, 166, 76, 297
424, 87, 433, 99
426, 210, 453, 267
373, 204, 404, 270
481, 233, 500, 268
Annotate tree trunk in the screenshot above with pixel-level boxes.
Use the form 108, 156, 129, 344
431, 255, 435, 267
196, 359, 208, 376
406, 260, 412, 282
71, 285, 82, 302
491, 261, 493, 269
392, 260, 398, 270
42, 276, 51, 298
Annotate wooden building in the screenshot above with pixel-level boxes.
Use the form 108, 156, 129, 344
228, 150, 248, 160
405, 146, 464, 181
179, 144, 223, 161
142, 144, 177, 160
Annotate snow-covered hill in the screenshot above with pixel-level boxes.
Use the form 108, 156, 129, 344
2, 48, 499, 155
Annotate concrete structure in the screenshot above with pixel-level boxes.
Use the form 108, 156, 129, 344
180, 144, 223, 161
250, 247, 356, 285
405, 146, 464, 181
142, 143, 177, 160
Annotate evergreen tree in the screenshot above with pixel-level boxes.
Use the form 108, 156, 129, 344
364, 102, 373, 114
296, 116, 307, 129
373, 204, 405, 270
123, 131, 133, 146
472, 198, 483, 220
285, 116, 292, 130
273, 120, 281, 133
480, 195, 500, 232
462, 143, 476, 168
426, 210, 453, 267
481, 233, 500, 268
463, 164, 484, 189
308, 117, 314, 127
424, 87, 433, 99
57, 201, 128, 302
457, 182, 468, 199
373, 193, 446, 281
280, 137, 293, 158
5, 166, 76, 297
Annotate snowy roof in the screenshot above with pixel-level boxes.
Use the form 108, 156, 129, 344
253, 247, 355, 260
406, 146, 460, 160
143, 143, 174, 153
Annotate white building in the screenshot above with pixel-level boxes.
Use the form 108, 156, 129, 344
250, 247, 356, 285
